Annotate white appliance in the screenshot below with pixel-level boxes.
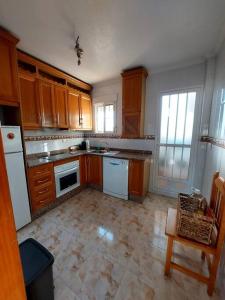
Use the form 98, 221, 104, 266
54, 160, 80, 197
1, 126, 31, 230
103, 157, 129, 200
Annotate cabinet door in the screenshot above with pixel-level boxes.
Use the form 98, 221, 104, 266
79, 155, 87, 185
128, 160, 144, 196
122, 75, 142, 113
80, 93, 92, 130
19, 73, 41, 129
55, 85, 68, 128
0, 33, 19, 105
0, 135, 27, 300
122, 112, 141, 138
39, 79, 56, 127
87, 155, 102, 187
68, 89, 81, 129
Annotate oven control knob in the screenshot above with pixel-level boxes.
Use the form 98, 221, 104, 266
7, 132, 15, 140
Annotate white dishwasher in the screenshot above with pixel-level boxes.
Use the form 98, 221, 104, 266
103, 157, 129, 200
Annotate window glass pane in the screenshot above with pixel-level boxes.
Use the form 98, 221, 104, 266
184, 92, 196, 144
105, 104, 114, 132
180, 147, 191, 179
217, 88, 225, 138
167, 94, 178, 144
96, 105, 104, 133
172, 147, 182, 179
175, 93, 187, 144
165, 146, 173, 177
158, 146, 166, 176
160, 95, 169, 143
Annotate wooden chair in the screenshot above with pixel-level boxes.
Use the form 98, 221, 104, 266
164, 172, 225, 296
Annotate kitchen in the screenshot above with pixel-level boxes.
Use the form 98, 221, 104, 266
1, 1, 225, 300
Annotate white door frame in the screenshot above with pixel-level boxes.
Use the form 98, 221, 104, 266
151, 85, 204, 198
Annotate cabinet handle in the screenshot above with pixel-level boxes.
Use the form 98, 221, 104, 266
38, 188, 49, 194
37, 178, 49, 184
39, 200, 46, 204
35, 170, 43, 174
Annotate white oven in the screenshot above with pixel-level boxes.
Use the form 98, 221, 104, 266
54, 160, 80, 197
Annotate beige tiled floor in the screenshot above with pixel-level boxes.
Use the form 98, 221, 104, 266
18, 189, 222, 300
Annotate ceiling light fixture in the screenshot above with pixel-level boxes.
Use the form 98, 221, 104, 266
74, 36, 84, 66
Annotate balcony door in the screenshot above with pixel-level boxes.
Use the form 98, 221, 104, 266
153, 88, 202, 197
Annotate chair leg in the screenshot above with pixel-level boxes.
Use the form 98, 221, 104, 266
164, 236, 174, 276
201, 251, 206, 260
207, 255, 220, 296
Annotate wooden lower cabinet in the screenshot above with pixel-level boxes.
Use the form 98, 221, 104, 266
28, 163, 56, 214
86, 155, 103, 189
80, 155, 87, 186
128, 159, 150, 200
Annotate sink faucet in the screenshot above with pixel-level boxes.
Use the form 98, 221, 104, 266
103, 141, 110, 152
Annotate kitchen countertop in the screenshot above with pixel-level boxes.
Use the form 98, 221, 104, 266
26, 149, 152, 168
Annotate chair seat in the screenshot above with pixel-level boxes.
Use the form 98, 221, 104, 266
165, 208, 216, 254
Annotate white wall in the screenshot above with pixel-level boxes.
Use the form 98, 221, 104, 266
201, 40, 225, 294
202, 40, 225, 199
92, 63, 208, 193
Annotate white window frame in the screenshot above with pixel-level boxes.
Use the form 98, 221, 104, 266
94, 102, 117, 133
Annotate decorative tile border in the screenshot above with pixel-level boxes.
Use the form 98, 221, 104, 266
200, 136, 225, 149
24, 133, 84, 141
24, 133, 155, 142
83, 133, 155, 140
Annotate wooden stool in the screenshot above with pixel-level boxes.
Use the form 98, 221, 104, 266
164, 172, 225, 296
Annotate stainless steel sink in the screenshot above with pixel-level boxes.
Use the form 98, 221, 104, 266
38, 157, 52, 162
103, 151, 120, 155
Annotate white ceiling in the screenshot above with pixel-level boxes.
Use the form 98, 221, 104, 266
0, 0, 225, 84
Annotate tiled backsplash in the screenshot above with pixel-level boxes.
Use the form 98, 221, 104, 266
88, 137, 154, 152
25, 138, 84, 155
24, 129, 155, 155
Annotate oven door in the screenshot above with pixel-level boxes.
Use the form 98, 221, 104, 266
55, 167, 80, 198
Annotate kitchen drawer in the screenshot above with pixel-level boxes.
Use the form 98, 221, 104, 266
29, 163, 52, 179
31, 191, 55, 213
30, 173, 52, 187
27, 162, 56, 214
31, 182, 53, 198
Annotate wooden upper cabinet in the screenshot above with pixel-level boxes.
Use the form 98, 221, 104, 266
123, 112, 141, 138
86, 155, 102, 188
68, 89, 81, 130
19, 73, 41, 129
80, 93, 92, 130
122, 75, 142, 113
39, 79, 56, 128
122, 67, 148, 138
0, 28, 19, 106
54, 85, 68, 128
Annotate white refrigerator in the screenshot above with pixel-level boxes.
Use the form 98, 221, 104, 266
1, 126, 31, 230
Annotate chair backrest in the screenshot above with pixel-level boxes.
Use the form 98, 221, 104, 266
210, 172, 225, 247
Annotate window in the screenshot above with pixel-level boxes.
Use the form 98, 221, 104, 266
217, 88, 225, 138
158, 91, 196, 180
95, 103, 115, 133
